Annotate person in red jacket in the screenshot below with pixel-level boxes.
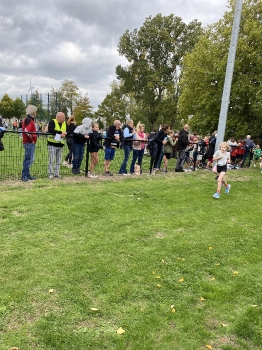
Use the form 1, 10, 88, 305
21, 105, 37, 181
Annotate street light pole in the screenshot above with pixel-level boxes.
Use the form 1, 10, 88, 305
216, 0, 243, 150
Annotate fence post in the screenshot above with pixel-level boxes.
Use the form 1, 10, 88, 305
85, 142, 90, 177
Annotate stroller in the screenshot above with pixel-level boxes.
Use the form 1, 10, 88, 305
195, 140, 208, 169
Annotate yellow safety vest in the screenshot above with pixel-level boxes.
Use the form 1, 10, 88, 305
47, 119, 66, 144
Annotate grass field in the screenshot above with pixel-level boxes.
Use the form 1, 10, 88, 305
0, 167, 262, 350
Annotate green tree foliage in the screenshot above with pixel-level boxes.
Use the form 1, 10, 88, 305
116, 14, 203, 129
13, 98, 26, 120
73, 93, 94, 125
95, 81, 146, 129
95, 81, 129, 126
179, 0, 262, 139
0, 94, 14, 119
49, 80, 80, 118
27, 91, 48, 121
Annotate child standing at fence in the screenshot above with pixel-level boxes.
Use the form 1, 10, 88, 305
88, 123, 103, 178
253, 144, 261, 167
163, 130, 176, 172
212, 142, 231, 199
130, 122, 147, 175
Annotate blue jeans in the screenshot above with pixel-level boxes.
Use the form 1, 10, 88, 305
22, 143, 36, 179
119, 145, 132, 174
72, 142, 85, 172
130, 149, 144, 173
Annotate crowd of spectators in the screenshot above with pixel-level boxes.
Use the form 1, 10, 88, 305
1, 110, 261, 181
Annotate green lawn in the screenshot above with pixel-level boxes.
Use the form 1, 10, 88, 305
0, 169, 262, 349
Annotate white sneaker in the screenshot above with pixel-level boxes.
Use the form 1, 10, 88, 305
89, 174, 98, 178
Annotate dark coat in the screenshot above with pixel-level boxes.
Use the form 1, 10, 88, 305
176, 129, 190, 151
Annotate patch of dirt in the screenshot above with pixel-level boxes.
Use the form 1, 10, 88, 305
155, 232, 165, 239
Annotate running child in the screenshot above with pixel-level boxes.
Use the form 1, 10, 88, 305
212, 142, 231, 199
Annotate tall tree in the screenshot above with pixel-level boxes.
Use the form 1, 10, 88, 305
49, 80, 80, 118
73, 93, 94, 125
13, 97, 26, 120
179, 0, 262, 139
116, 14, 203, 129
95, 81, 129, 126
26, 90, 47, 121
0, 94, 14, 120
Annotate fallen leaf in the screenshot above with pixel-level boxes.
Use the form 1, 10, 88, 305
161, 259, 165, 263
178, 278, 184, 283
251, 305, 258, 307
152, 271, 155, 274
221, 323, 228, 327
156, 284, 161, 287
211, 277, 216, 281
117, 327, 125, 335
155, 276, 161, 279
90, 308, 99, 311
232, 271, 239, 275
137, 198, 141, 200
209, 247, 213, 250
215, 263, 220, 266
200, 297, 206, 301
171, 305, 175, 309
206, 345, 212, 350
49, 289, 54, 293
171, 308, 176, 313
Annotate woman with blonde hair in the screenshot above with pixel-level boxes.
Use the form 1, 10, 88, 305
63, 115, 77, 167
130, 121, 147, 174
212, 142, 231, 199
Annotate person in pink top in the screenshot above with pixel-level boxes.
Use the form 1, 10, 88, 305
130, 122, 147, 174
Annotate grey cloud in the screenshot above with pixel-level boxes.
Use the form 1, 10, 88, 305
0, 0, 229, 109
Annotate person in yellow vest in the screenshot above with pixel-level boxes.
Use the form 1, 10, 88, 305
47, 112, 67, 179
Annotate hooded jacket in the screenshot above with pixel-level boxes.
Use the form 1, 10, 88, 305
73, 117, 92, 145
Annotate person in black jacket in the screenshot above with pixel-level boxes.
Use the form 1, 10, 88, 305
63, 115, 77, 167
71, 117, 92, 175
153, 124, 170, 170
103, 120, 123, 176
88, 123, 103, 178
175, 124, 191, 172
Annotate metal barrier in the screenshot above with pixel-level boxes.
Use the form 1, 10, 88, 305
0, 131, 177, 181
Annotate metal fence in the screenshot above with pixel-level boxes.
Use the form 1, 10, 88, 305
0, 131, 178, 181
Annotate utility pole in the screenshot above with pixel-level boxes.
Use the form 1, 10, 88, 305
216, 0, 243, 150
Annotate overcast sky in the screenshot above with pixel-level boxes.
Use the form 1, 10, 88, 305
0, 0, 229, 110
